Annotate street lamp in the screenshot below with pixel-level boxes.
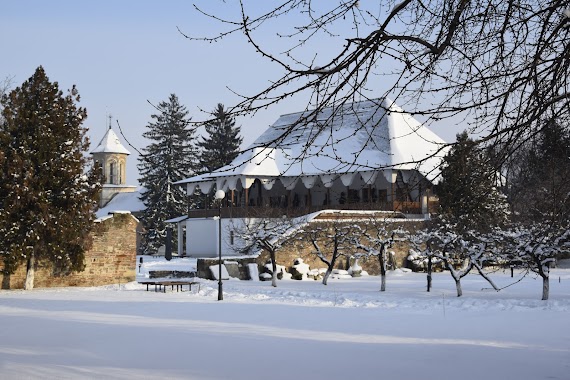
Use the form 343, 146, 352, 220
214, 189, 225, 301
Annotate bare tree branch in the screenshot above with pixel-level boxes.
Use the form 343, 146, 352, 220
182, 0, 570, 168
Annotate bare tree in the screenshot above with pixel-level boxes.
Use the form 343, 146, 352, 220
353, 215, 401, 291
465, 235, 501, 292
409, 232, 443, 292
231, 211, 305, 287
0, 77, 11, 94
185, 1, 569, 165
411, 227, 503, 296
421, 229, 473, 297
301, 217, 360, 285
0, 76, 14, 124
500, 222, 570, 300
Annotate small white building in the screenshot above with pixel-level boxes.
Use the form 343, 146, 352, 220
175, 99, 448, 258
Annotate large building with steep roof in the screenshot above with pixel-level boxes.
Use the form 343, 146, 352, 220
174, 98, 448, 258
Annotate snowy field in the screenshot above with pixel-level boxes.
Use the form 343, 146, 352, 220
1, 262, 569, 380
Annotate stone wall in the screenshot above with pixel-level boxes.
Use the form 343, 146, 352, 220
0, 213, 138, 289
254, 219, 426, 276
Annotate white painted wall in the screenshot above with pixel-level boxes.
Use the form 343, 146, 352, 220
186, 218, 219, 258
185, 218, 248, 258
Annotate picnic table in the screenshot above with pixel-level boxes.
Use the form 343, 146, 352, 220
139, 280, 201, 293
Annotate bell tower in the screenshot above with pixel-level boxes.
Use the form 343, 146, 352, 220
91, 116, 136, 207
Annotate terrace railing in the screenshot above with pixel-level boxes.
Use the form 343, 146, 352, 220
187, 200, 435, 219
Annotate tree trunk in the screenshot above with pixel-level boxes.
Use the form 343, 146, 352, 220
270, 251, 278, 288
322, 268, 332, 285
24, 251, 35, 290
1, 271, 10, 290
427, 256, 432, 292
322, 250, 338, 286
542, 275, 549, 301
454, 278, 462, 297
540, 261, 550, 301
379, 249, 387, 292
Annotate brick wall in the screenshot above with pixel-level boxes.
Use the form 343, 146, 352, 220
0, 213, 138, 289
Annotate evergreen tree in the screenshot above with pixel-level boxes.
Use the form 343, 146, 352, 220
197, 103, 242, 173
508, 121, 570, 224
437, 131, 510, 232
138, 94, 198, 254
0, 66, 101, 289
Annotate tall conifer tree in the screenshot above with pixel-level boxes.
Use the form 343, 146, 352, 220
138, 94, 198, 254
0, 66, 101, 289
198, 103, 242, 173
437, 131, 510, 232
508, 121, 570, 224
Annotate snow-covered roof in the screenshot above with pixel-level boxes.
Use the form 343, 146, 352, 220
177, 98, 448, 187
94, 211, 139, 223
95, 190, 145, 218
91, 127, 131, 155
165, 215, 190, 224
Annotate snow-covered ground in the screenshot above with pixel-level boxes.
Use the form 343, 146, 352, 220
1, 261, 569, 380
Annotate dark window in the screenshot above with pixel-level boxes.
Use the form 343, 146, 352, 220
109, 162, 116, 184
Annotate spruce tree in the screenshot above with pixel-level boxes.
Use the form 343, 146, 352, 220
0, 66, 101, 289
437, 131, 510, 232
138, 94, 198, 254
509, 121, 570, 224
197, 103, 242, 173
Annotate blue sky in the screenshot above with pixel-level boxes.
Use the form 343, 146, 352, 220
1, 1, 458, 185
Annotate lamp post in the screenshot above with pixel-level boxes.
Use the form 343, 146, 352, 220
214, 189, 225, 301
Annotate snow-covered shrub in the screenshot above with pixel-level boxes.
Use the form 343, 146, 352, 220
290, 258, 311, 280
261, 259, 285, 280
